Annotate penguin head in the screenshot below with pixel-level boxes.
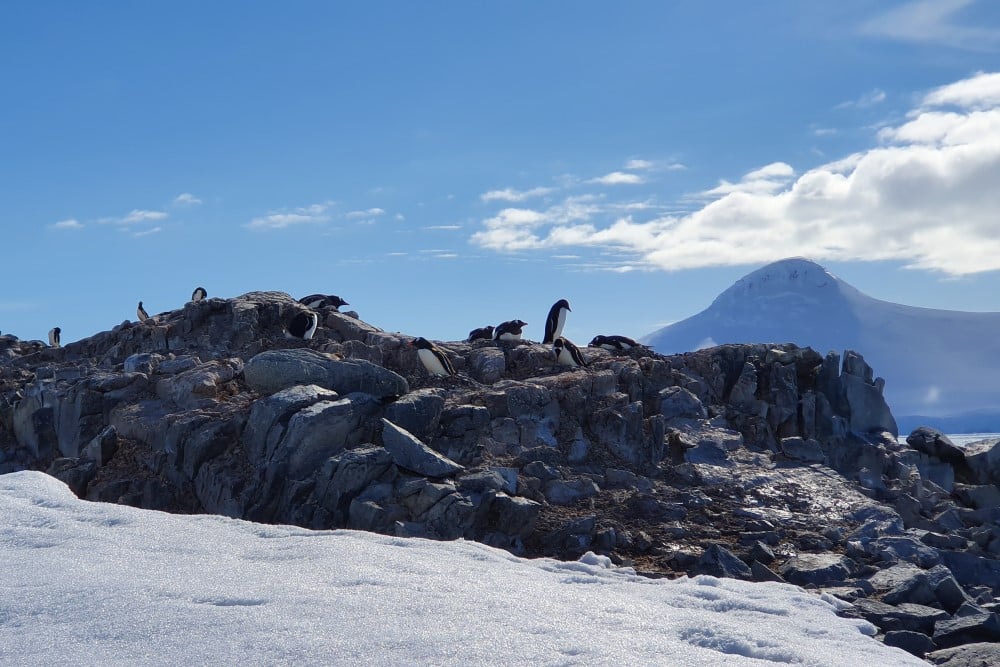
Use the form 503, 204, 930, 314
410, 337, 433, 350
553, 337, 566, 357
554, 299, 571, 312
53, 327, 61, 336
513, 319, 528, 330
328, 295, 349, 308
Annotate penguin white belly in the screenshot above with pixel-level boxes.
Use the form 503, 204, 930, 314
498, 332, 521, 341
417, 348, 450, 376
554, 308, 567, 340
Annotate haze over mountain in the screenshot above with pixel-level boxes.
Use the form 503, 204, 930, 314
642, 258, 1000, 431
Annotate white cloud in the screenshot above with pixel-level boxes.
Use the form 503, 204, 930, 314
699, 162, 796, 198
133, 226, 162, 238
861, 0, 1000, 51
52, 219, 82, 230
835, 89, 887, 110
246, 201, 333, 230
588, 171, 645, 185
424, 225, 462, 230
104, 210, 168, 226
624, 159, 653, 170
172, 193, 202, 207
471, 71, 1000, 276
480, 187, 554, 203
346, 207, 386, 219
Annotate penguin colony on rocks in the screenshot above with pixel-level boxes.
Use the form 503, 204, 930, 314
40, 290, 641, 378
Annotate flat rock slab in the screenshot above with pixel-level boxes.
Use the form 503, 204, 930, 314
381, 419, 463, 478
245, 349, 408, 398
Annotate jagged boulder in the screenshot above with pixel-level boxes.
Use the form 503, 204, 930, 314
380, 419, 463, 478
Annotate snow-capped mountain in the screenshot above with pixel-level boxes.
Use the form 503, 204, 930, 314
642, 257, 1000, 429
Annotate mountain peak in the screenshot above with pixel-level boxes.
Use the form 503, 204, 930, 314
711, 257, 849, 310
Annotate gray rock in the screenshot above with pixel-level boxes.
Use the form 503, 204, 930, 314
244, 384, 340, 462
543, 478, 600, 506
486, 493, 541, 539
848, 599, 948, 634
658, 386, 708, 420
123, 352, 163, 374
468, 347, 506, 384
932, 611, 1000, 649
868, 535, 942, 568
942, 551, 1000, 595
907, 426, 966, 464
696, 543, 752, 580
244, 349, 408, 398
82, 425, 119, 466
315, 446, 395, 516
780, 436, 826, 463
962, 437, 1000, 487
383, 389, 445, 438
883, 630, 934, 658
280, 394, 381, 479
381, 419, 463, 478
779, 553, 855, 586
841, 351, 897, 436
46, 457, 97, 497
927, 642, 1000, 667
155, 359, 241, 410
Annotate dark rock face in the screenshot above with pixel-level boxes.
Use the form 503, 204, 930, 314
2, 291, 999, 657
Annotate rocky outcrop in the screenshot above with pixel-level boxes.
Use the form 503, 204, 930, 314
2, 291, 999, 659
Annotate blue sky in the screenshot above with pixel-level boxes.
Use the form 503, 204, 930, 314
3, 1, 1000, 346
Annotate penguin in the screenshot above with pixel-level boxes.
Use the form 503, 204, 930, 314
191, 286, 207, 302
467, 325, 494, 342
410, 337, 455, 376
48, 327, 61, 348
298, 294, 349, 311
287, 311, 319, 340
137, 301, 149, 322
494, 319, 528, 341
543, 299, 571, 344
554, 336, 588, 367
588, 334, 641, 351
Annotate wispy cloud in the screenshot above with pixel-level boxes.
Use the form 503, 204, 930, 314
424, 225, 462, 230
472, 71, 1000, 276
624, 159, 653, 170
588, 171, 645, 185
99, 209, 168, 226
861, 0, 1000, 52
52, 219, 83, 230
246, 201, 334, 230
172, 193, 202, 207
133, 226, 162, 238
346, 207, 386, 220
835, 89, 887, 110
480, 187, 555, 203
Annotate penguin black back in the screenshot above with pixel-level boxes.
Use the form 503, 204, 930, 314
287, 311, 319, 340
467, 325, 494, 342
494, 319, 528, 341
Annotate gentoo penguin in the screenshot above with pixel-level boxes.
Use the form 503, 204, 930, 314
543, 299, 571, 344
287, 311, 319, 340
48, 327, 61, 348
588, 334, 641, 351
298, 294, 349, 311
494, 319, 528, 341
467, 325, 494, 342
191, 286, 207, 302
554, 336, 588, 367
136, 301, 149, 322
410, 337, 455, 376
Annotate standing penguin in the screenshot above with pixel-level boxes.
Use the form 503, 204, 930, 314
48, 327, 61, 348
287, 311, 319, 340
191, 287, 207, 302
554, 336, 588, 367
410, 337, 455, 376
137, 301, 150, 322
543, 299, 571, 344
494, 319, 528, 341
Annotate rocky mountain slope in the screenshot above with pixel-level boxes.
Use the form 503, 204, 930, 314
641, 257, 1000, 427
3, 290, 1000, 663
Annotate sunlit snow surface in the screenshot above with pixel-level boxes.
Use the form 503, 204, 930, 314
1, 472, 923, 666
